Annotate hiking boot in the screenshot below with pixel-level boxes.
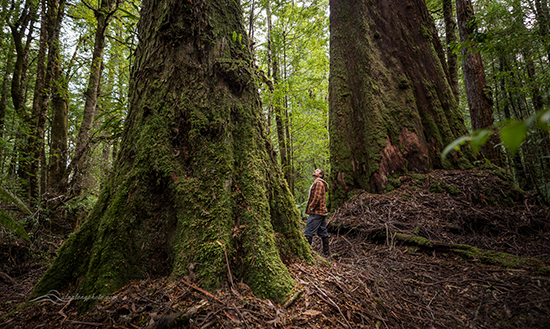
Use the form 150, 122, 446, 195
306, 236, 313, 246
322, 237, 330, 256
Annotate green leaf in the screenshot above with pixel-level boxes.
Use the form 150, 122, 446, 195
0, 208, 30, 243
499, 120, 527, 154
0, 186, 32, 215
470, 129, 492, 155
232, 31, 238, 42
536, 108, 550, 131
442, 135, 471, 160
118, 8, 139, 21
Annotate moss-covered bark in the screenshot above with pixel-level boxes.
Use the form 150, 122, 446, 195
329, 0, 474, 209
33, 0, 312, 305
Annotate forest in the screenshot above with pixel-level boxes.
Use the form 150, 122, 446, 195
0, 0, 549, 328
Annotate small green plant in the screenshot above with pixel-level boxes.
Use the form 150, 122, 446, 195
0, 186, 31, 242
444, 184, 461, 195
429, 183, 444, 193
412, 174, 426, 186
384, 178, 401, 193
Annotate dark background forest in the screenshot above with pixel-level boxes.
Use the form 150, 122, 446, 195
1, 0, 550, 328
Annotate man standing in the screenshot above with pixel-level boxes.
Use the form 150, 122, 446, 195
304, 168, 330, 256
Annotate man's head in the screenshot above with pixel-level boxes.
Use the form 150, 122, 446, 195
313, 168, 324, 179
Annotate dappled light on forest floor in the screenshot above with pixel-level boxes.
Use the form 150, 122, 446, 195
1, 170, 549, 328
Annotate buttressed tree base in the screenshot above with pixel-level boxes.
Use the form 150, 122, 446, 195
33, 0, 312, 305
329, 0, 474, 208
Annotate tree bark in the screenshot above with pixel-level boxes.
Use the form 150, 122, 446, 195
329, 0, 473, 208
455, 0, 500, 165
248, 0, 255, 54
0, 51, 11, 140
27, 0, 50, 203
69, 0, 117, 197
272, 59, 291, 193
34, 0, 312, 305
266, 0, 273, 133
442, 0, 459, 103
534, 0, 550, 62
46, 0, 68, 195
9, 0, 38, 201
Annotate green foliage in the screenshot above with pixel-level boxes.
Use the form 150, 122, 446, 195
0, 186, 31, 242
442, 107, 550, 159
248, 0, 330, 203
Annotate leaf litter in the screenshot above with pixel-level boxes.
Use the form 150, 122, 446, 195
1, 169, 549, 328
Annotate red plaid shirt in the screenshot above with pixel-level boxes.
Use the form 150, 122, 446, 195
306, 178, 328, 215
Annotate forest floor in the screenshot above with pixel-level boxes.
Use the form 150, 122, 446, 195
1, 168, 549, 328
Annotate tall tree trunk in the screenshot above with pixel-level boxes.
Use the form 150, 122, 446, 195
27, 0, 50, 203
266, 0, 273, 134
329, 0, 473, 208
456, 0, 500, 165
442, 0, 459, 103
0, 51, 11, 140
0, 51, 12, 174
34, 0, 312, 305
248, 0, 255, 54
69, 0, 117, 197
282, 31, 294, 193
46, 0, 68, 195
9, 1, 37, 201
534, 0, 550, 62
273, 59, 290, 186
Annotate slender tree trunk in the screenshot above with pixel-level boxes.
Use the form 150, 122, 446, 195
329, 0, 473, 208
266, 0, 273, 134
10, 1, 37, 201
34, 0, 312, 306
534, 0, 550, 62
248, 0, 255, 54
272, 59, 289, 187
69, 0, 117, 197
524, 51, 544, 113
282, 31, 294, 193
455, 0, 500, 165
442, 0, 459, 103
27, 0, 51, 203
47, 0, 68, 195
0, 51, 12, 174
0, 51, 11, 140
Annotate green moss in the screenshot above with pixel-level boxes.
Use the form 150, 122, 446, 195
412, 174, 426, 186
444, 184, 461, 195
537, 267, 550, 276
429, 183, 444, 193
33, 0, 310, 309
395, 233, 433, 247
451, 244, 542, 269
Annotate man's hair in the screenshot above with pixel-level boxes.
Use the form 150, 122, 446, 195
318, 169, 325, 179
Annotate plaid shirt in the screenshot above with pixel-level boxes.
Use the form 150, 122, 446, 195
306, 178, 328, 215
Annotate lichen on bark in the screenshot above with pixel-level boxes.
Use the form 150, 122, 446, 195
33, 0, 312, 306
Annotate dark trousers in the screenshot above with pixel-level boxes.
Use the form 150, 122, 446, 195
304, 214, 328, 238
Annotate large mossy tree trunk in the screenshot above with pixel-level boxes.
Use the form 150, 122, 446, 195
329, 0, 473, 209
34, 0, 312, 303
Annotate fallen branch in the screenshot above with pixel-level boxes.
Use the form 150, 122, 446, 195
179, 279, 225, 305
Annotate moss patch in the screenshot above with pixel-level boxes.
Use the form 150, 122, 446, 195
451, 244, 542, 269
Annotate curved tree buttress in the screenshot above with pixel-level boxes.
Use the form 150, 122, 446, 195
329, 0, 474, 209
34, 0, 312, 304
